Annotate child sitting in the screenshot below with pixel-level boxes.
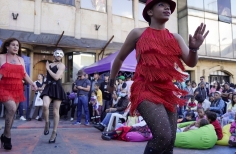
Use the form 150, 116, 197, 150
89, 91, 100, 123
187, 96, 198, 110
206, 111, 223, 140
180, 112, 195, 123
196, 107, 206, 121
229, 114, 236, 147
221, 93, 236, 126
177, 119, 209, 133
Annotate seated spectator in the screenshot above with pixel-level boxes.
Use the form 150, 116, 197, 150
180, 112, 195, 123
93, 89, 129, 132
209, 82, 222, 95
194, 82, 207, 103
196, 107, 206, 121
101, 117, 150, 141
206, 111, 223, 140
222, 83, 234, 103
221, 93, 236, 126
177, 119, 209, 133
229, 114, 236, 147
187, 96, 198, 111
208, 91, 225, 116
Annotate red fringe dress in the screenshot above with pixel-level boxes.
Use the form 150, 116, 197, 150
0, 55, 25, 103
130, 27, 188, 114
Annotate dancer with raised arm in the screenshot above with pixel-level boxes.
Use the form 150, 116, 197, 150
41, 49, 66, 143
108, 0, 209, 153
0, 38, 37, 150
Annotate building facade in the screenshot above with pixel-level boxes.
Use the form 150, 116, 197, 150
178, 0, 236, 84
0, 0, 180, 93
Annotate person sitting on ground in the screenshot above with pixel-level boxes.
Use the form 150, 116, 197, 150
180, 112, 195, 123
101, 116, 150, 141
177, 119, 209, 133
93, 89, 129, 132
206, 111, 223, 140
228, 114, 236, 147
208, 91, 225, 117
221, 93, 236, 126
196, 107, 206, 121
89, 91, 100, 124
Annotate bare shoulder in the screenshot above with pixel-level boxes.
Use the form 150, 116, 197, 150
58, 63, 65, 69
172, 33, 182, 40
130, 28, 147, 40
18, 56, 25, 64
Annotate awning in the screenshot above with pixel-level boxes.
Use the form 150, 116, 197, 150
0, 29, 122, 50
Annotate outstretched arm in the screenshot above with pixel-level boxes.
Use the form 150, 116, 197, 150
174, 23, 209, 67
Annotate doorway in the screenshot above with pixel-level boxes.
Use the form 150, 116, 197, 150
33, 60, 48, 81
209, 70, 230, 85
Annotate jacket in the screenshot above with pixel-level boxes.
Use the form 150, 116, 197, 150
230, 121, 236, 134
115, 96, 129, 114
210, 98, 225, 116
211, 120, 223, 140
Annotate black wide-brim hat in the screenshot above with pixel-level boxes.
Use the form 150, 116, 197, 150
143, 0, 176, 22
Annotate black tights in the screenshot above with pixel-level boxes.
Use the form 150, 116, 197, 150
138, 101, 177, 154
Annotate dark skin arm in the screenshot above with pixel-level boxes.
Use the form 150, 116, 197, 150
108, 28, 145, 91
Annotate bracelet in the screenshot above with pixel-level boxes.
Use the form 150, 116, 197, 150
109, 79, 115, 87
189, 47, 199, 52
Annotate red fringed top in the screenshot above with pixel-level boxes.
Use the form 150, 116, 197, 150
0, 55, 25, 103
130, 27, 188, 114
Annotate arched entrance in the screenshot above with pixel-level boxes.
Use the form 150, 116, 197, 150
209, 70, 230, 85
33, 60, 52, 81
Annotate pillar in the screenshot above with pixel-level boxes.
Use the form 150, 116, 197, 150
133, 0, 139, 28
107, 0, 113, 40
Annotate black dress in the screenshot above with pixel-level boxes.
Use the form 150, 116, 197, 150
40, 65, 66, 101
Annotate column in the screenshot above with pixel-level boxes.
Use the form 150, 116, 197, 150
34, 0, 42, 34
107, 0, 113, 40
133, 0, 139, 28
29, 51, 34, 103
74, 0, 81, 39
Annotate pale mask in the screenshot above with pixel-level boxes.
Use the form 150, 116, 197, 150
53, 49, 64, 58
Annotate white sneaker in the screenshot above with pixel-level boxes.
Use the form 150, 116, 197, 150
20, 116, 26, 121
35, 116, 39, 120
70, 118, 74, 121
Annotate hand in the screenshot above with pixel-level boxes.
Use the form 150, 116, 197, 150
46, 61, 50, 70
105, 109, 110, 113
32, 83, 38, 91
189, 23, 209, 49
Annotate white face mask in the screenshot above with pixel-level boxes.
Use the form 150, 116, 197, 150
53, 49, 64, 58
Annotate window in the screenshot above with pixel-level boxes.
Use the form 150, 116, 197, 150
72, 53, 95, 80
204, 0, 218, 13
187, 0, 204, 10
43, 0, 75, 6
188, 9, 204, 18
232, 0, 236, 17
204, 19, 220, 56
81, 0, 106, 13
138, 2, 145, 21
188, 16, 206, 55
219, 22, 233, 58
112, 0, 133, 18
232, 24, 236, 58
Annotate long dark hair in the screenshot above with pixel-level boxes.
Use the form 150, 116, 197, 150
0, 38, 22, 56
216, 82, 221, 91
232, 94, 236, 107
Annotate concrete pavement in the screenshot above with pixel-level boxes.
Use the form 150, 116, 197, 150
0, 118, 235, 154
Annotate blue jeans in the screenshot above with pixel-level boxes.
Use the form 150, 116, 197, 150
77, 95, 90, 122
101, 112, 120, 126
18, 102, 24, 117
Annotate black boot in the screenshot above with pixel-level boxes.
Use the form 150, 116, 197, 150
1, 134, 12, 150
144, 146, 163, 154
101, 134, 112, 141
93, 124, 105, 132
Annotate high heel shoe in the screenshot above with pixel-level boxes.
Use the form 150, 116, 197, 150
44, 122, 50, 135
1, 134, 12, 150
49, 131, 57, 143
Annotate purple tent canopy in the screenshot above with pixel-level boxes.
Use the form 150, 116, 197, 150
84, 50, 137, 74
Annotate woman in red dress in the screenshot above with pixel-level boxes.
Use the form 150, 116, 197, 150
0, 38, 37, 150
108, 0, 209, 153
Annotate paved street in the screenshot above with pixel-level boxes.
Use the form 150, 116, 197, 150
0, 119, 235, 154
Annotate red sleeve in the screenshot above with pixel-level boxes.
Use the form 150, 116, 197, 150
212, 121, 223, 140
